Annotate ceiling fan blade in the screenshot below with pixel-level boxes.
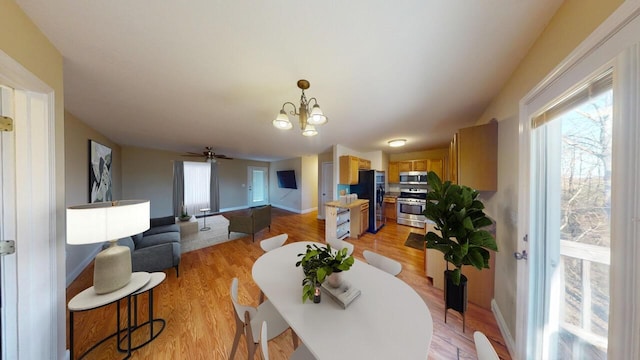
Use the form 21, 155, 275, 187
214, 154, 233, 160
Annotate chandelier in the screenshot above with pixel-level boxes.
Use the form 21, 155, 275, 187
273, 79, 328, 136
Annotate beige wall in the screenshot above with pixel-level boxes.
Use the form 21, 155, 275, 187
270, 158, 302, 212
121, 146, 270, 216
474, 0, 623, 341
0, 0, 66, 356
301, 155, 319, 212
64, 111, 122, 283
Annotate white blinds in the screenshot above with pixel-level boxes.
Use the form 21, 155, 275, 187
531, 68, 613, 128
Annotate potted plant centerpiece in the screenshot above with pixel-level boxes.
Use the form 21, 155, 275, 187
178, 203, 191, 221
422, 171, 498, 329
295, 244, 354, 303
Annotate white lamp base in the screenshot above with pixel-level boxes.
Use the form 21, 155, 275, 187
93, 241, 132, 294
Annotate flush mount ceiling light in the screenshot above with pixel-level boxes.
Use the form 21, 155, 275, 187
388, 139, 407, 147
273, 79, 328, 137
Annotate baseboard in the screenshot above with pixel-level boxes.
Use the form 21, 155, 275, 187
301, 206, 317, 214
270, 204, 302, 214
491, 299, 517, 359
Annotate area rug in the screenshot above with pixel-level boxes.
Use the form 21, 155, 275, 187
181, 215, 245, 253
404, 232, 425, 250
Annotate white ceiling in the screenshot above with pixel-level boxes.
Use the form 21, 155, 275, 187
17, 0, 562, 161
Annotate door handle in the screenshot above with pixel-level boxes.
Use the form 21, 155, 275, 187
514, 250, 528, 260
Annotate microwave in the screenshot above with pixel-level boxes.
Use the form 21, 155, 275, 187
399, 171, 428, 185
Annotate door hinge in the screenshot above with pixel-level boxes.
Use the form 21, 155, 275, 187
0, 116, 13, 132
0, 240, 15, 255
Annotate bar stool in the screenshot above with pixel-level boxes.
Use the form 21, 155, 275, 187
199, 208, 211, 231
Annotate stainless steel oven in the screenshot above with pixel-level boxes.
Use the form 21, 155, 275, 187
397, 188, 427, 228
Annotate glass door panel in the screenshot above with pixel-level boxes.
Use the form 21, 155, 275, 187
532, 82, 612, 359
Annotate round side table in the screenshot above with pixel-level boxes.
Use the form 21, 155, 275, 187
199, 208, 211, 231
68, 272, 151, 360
117, 272, 167, 351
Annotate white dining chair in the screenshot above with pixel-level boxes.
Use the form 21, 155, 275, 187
259, 234, 289, 303
229, 278, 298, 360
473, 331, 499, 360
326, 237, 354, 256
362, 250, 402, 276
260, 233, 288, 252
261, 321, 316, 360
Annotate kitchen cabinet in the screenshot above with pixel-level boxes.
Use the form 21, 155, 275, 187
359, 202, 369, 236
398, 161, 413, 172
449, 121, 497, 191
388, 162, 399, 183
413, 159, 428, 171
325, 206, 350, 240
427, 158, 444, 180
389, 158, 443, 182
340, 155, 372, 184
358, 158, 371, 170
339, 155, 360, 184
325, 199, 370, 239
383, 197, 396, 221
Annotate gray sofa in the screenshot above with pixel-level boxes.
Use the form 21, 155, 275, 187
116, 215, 181, 276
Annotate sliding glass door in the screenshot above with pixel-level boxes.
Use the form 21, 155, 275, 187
528, 71, 612, 359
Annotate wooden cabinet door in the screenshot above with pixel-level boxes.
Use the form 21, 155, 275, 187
360, 203, 369, 235
427, 158, 444, 179
358, 158, 371, 170
384, 201, 396, 220
398, 161, 412, 172
339, 156, 360, 184
449, 134, 458, 183
388, 162, 399, 183
457, 122, 497, 191
413, 159, 428, 171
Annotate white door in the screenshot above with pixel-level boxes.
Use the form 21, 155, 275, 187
0, 50, 59, 358
319, 162, 333, 219
0, 85, 18, 360
248, 166, 269, 207
519, 69, 614, 359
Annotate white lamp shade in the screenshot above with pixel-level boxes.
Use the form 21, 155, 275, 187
307, 104, 328, 125
66, 200, 150, 245
273, 111, 293, 130
302, 124, 318, 136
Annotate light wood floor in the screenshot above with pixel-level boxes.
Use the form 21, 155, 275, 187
66, 208, 511, 359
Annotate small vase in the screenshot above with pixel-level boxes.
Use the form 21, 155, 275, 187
327, 272, 342, 288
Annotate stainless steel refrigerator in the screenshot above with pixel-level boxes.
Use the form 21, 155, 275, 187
351, 170, 385, 233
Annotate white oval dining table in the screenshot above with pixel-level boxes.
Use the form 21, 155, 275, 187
252, 241, 433, 360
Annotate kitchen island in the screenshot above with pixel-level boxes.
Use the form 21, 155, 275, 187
325, 199, 369, 240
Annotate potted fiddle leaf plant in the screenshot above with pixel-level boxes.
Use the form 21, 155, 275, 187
295, 244, 354, 303
422, 171, 497, 325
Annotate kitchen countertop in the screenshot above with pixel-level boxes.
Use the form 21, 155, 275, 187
384, 192, 400, 198
325, 199, 369, 208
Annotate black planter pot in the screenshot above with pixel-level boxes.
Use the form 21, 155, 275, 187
444, 270, 468, 332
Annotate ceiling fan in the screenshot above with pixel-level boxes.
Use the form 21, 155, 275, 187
183, 147, 233, 162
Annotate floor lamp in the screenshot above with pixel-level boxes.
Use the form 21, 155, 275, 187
67, 200, 150, 294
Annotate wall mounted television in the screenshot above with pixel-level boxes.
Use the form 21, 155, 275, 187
276, 170, 297, 189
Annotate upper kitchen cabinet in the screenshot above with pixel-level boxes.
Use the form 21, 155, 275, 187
340, 155, 360, 184
427, 158, 444, 180
358, 158, 371, 170
388, 162, 400, 183
450, 121, 497, 191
